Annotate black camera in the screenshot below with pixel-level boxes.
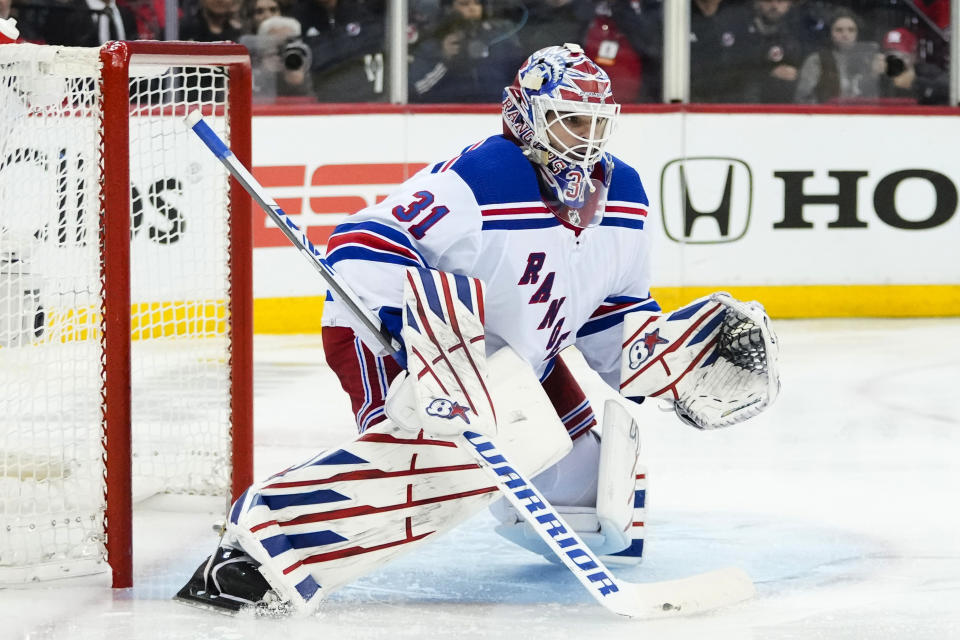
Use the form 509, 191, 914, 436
885, 53, 907, 78
282, 39, 312, 72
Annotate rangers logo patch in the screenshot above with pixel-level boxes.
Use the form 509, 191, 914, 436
426, 398, 471, 423
627, 328, 669, 369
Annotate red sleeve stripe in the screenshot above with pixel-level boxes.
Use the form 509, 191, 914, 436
589, 298, 655, 320
481, 204, 552, 216
589, 301, 644, 319
605, 205, 648, 216
326, 230, 425, 265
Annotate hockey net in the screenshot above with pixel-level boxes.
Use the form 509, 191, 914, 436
0, 42, 253, 587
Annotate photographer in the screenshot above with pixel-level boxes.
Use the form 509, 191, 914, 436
409, 0, 524, 103
877, 27, 949, 106
241, 15, 313, 102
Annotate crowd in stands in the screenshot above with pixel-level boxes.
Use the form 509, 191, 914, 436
4, 0, 952, 105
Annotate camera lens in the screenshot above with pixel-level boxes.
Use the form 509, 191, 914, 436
282, 41, 311, 71
885, 54, 906, 77
284, 50, 303, 70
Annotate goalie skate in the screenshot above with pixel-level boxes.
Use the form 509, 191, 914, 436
174, 546, 291, 616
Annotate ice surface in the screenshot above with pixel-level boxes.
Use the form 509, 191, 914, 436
4, 319, 960, 640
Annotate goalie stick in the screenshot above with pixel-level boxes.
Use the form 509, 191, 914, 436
185, 111, 756, 618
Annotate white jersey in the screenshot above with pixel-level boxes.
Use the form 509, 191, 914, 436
323, 135, 659, 387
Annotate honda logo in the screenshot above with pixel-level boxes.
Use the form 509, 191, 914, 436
660, 157, 753, 244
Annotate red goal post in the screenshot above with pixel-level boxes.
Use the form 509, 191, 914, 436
0, 41, 253, 588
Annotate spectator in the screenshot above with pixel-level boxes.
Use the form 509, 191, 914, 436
583, 0, 648, 103
519, 0, 592, 54
297, 0, 386, 102
794, 8, 881, 103
1, 0, 10, 21
634, 0, 749, 103
9, 0, 66, 44
788, 0, 828, 49
86, 0, 139, 42
180, 0, 243, 42
914, 0, 949, 31
247, 0, 280, 34
32, 0, 137, 45
690, 0, 752, 102
878, 27, 949, 105
409, 0, 525, 103
118, 0, 162, 39
295, 0, 374, 37
734, 0, 806, 102
0, 0, 32, 41
410, 0, 442, 43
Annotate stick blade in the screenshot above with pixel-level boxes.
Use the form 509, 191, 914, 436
610, 567, 755, 618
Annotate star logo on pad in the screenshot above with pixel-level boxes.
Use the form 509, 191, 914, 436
628, 328, 670, 369
426, 398, 472, 423
447, 403, 470, 422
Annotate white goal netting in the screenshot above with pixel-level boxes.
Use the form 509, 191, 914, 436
0, 44, 242, 583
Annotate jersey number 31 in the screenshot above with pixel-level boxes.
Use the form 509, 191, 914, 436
392, 190, 449, 239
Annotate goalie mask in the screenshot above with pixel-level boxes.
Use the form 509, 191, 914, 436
502, 43, 620, 228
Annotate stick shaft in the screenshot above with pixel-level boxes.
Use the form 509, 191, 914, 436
185, 110, 400, 354
459, 430, 635, 615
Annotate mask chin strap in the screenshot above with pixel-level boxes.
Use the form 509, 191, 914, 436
522, 146, 552, 166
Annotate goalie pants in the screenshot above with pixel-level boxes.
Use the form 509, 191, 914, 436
322, 326, 597, 440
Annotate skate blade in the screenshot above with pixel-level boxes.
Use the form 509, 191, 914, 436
173, 590, 293, 618
173, 591, 245, 616
173, 595, 242, 616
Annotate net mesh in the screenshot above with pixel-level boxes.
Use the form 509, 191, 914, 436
127, 64, 233, 497
0, 45, 236, 583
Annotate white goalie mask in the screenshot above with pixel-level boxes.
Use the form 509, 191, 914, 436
502, 43, 620, 228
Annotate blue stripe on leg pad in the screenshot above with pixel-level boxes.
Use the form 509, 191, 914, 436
261, 489, 350, 511
312, 450, 368, 465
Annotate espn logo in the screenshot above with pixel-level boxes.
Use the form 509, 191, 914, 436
659, 157, 753, 244
251, 162, 427, 248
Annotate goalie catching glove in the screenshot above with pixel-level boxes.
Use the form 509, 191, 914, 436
619, 292, 780, 430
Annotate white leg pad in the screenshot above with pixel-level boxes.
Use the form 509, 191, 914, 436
597, 399, 645, 565
603, 463, 646, 565
225, 346, 572, 613
490, 400, 646, 565
491, 400, 647, 564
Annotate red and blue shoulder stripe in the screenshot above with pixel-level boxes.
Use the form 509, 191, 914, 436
326, 220, 428, 268
598, 201, 648, 230
480, 202, 559, 231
